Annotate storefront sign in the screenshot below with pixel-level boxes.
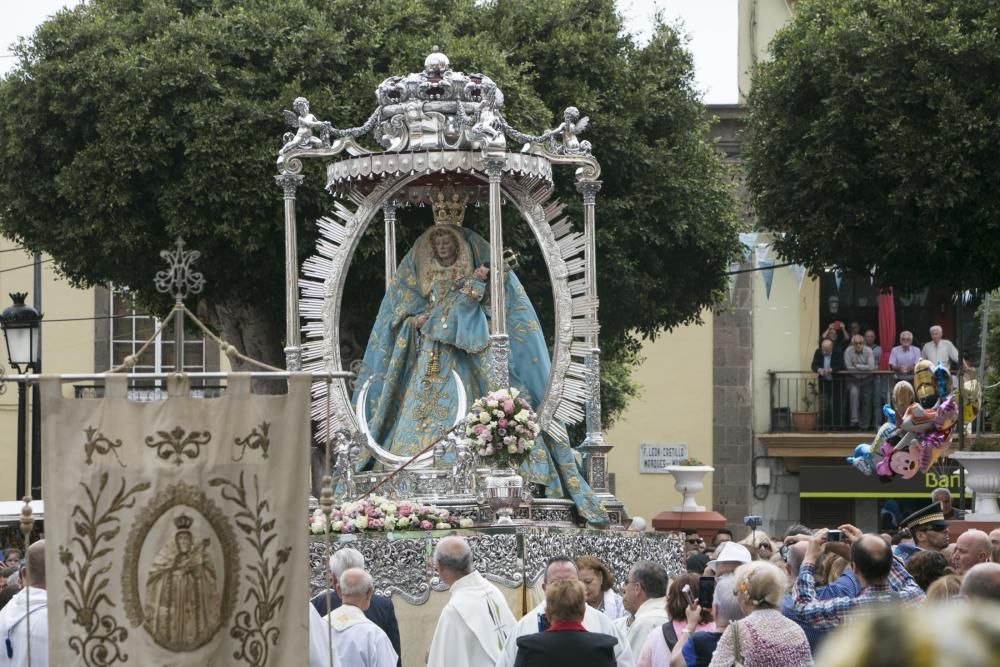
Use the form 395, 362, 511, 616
799, 462, 964, 498
639, 443, 688, 473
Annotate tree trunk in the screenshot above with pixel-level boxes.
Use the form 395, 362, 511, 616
200, 298, 286, 392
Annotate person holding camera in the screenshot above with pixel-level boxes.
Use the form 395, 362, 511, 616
793, 525, 924, 630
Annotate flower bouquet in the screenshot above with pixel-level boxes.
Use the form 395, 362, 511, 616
462, 387, 540, 468
310, 495, 474, 535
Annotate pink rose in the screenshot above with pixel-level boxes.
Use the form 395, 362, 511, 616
498, 418, 508, 428
503, 400, 515, 414
420, 520, 433, 530
399, 504, 413, 517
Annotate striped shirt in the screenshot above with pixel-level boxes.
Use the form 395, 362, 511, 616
793, 557, 925, 629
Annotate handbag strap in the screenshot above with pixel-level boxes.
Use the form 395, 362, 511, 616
732, 620, 743, 667
662, 621, 679, 650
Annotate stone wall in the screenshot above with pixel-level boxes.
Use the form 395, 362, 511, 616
712, 271, 754, 531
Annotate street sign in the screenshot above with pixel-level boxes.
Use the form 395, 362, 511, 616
639, 443, 688, 473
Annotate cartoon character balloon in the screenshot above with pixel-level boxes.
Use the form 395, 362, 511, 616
847, 444, 875, 476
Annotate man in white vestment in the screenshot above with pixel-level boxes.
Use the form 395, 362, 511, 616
309, 603, 340, 667
0, 541, 48, 667
495, 556, 634, 667
323, 568, 398, 667
614, 560, 669, 657
427, 536, 516, 667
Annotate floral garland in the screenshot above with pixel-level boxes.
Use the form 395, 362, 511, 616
310, 495, 474, 534
462, 387, 540, 468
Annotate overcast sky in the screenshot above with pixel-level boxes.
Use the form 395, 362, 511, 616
0, 0, 737, 103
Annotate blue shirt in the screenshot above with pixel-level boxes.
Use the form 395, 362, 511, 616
781, 570, 862, 652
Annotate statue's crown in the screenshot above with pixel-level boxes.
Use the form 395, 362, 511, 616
430, 186, 466, 226
174, 514, 194, 531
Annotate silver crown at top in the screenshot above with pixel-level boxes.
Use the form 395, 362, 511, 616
279, 50, 592, 162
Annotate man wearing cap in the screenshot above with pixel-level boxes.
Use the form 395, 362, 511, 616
706, 542, 752, 578
794, 525, 924, 629
896, 502, 949, 562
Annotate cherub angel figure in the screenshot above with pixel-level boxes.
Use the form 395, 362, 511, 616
466, 87, 502, 145
550, 106, 592, 155
279, 97, 332, 157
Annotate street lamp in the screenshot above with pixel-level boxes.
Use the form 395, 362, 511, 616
0, 293, 42, 499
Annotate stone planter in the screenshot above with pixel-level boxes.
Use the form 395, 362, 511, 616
950, 452, 1000, 518
664, 465, 714, 512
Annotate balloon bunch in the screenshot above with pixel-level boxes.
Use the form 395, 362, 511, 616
847, 361, 961, 482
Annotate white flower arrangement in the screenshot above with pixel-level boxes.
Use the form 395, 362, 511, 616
310, 495, 474, 534
462, 388, 540, 467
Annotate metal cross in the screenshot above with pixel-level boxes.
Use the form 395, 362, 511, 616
153, 237, 205, 373
154, 237, 205, 304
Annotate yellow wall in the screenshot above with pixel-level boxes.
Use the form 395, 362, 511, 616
0, 239, 96, 498
750, 243, 820, 433
738, 0, 795, 100
606, 312, 714, 522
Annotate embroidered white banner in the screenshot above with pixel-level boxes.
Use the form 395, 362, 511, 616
41, 373, 312, 667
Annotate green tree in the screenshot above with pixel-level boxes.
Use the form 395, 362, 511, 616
0, 0, 739, 426
747, 0, 1000, 293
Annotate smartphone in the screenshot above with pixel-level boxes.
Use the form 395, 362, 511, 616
827, 529, 842, 542
743, 515, 763, 529
698, 576, 716, 609
681, 584, 695, 607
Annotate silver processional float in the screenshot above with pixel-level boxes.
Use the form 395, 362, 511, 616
275, 48, 624, 525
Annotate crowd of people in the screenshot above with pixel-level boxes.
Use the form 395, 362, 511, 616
297, 499, 999, 666
810, 322, 967, 430
0, 507, 997, 666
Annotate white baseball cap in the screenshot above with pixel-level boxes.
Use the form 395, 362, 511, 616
706, 542, 752, 571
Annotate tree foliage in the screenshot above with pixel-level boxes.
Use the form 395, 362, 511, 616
0, 0, 739, 425
747, 0, 1000, 293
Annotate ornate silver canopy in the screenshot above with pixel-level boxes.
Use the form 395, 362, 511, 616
277, 52, 619, 521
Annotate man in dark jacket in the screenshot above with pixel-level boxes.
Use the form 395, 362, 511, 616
514, 580, 617, 667
811, 337, 845, 429
311, 547, 401, 666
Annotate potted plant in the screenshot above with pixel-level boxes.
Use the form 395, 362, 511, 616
792, 381, 819, 432
664, 457, 714, 512
950, 439, 1000, 518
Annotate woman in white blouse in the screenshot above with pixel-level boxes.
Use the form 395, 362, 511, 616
576, 556, 628, 620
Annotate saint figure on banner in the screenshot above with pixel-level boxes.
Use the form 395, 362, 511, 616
143, 514, 221, 650
354, 197, 608, 526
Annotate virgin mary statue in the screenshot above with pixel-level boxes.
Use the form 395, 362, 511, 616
354, 215, 608, 526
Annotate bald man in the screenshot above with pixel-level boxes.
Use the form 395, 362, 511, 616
324, 567, 397, 667
427, 536, 515, 667
952, 529, 992, 574
989, 528, 1000, 548
960, 563, 1000, 603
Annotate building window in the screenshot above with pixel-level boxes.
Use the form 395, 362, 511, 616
110, 288, 205, 374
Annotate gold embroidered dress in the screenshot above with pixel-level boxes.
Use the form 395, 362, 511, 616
355, 225, 608, 526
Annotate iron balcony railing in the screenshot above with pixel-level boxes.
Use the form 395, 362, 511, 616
767, 370, 898, 433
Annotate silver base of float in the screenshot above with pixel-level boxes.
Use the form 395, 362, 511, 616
308, 525, 685, 605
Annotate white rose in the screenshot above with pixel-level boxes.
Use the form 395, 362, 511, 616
487, 399, 499, 409
353, 516, 369, 530
331, 520, 343, 532
515, 411, 528, 423
479, 412, 491, 425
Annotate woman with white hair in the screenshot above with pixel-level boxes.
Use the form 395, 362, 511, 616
708, 561, 812, 667
667, 575, 746, 667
